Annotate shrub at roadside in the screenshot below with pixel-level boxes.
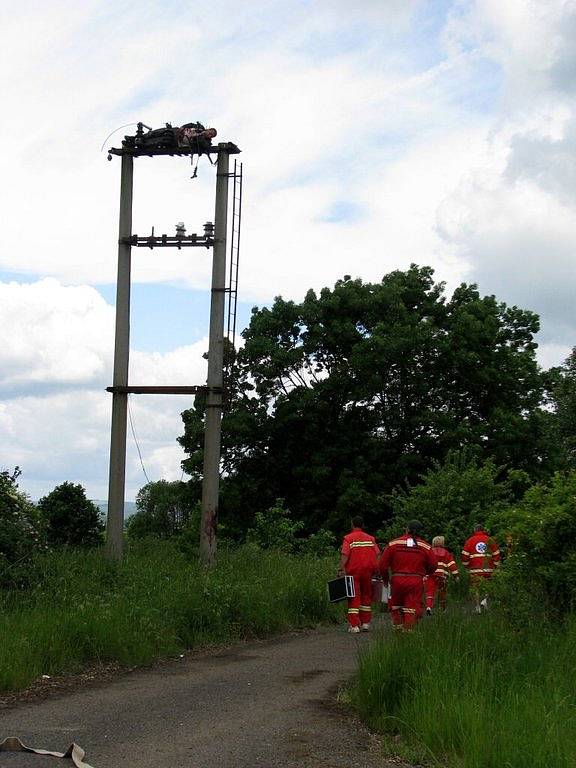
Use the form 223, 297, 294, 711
381, 449, 528, 548
487, 470, 576, 616
0, 541, 339, 692
246, 498, 336, 555
0, 468, 44, 574
38, 482, 104, 548
352, 613, 576, 768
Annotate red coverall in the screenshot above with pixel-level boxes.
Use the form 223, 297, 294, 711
341, 528, 379, 628
461, 530, 501, 581
424, 546, 458, 610
379, 535, 437, 629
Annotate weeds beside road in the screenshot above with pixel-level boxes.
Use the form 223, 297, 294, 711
0, 541, 339, 692
352, 610, 576, 768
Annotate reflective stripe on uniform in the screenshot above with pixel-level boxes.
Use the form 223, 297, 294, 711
349, 541, 375, 548
347, 608, 360, 614
359, 605, 372, 612
469, 568, 493, 574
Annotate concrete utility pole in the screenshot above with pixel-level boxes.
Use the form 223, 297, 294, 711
104, 125, 240, 565
105, 153, 134, 562
199, 149, 230, 568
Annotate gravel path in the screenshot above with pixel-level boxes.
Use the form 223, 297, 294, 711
0, 619, 399, 768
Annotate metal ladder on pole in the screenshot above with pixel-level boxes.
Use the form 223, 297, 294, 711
225, 160, 243, 364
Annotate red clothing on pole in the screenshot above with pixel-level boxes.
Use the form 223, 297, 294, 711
379, 534, 437, 628
461, 530, 500, 580
341, 527, 378, 627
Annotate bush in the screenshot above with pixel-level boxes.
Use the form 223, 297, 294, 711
246, 499, 304, 552
487, 470, 576, 616
128, 480, 200, 540
381, 449, 527, 549
0, 468, 44, 573
38, 482, 103, 548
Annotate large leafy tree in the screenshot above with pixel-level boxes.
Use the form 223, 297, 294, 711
38, 482, 104, 548
180, 265, 549, 536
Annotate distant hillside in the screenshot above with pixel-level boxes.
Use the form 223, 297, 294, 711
93, 501, 137, 520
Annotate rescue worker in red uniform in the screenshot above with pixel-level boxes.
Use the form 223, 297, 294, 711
424, 535, 459, 615
379, 521, 437, 630
338, 516, 379, 634
461, 524, 501, 613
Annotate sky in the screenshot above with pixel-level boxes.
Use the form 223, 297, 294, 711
1, 0, 575, 501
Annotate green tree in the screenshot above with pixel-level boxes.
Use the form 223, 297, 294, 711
0, 467, 44, 567
384, 449, 528, 548
544, 347, 576, 468
128, 480, 200, 540
38, 482, 104, 547
487, 471, 576, 615
180, 266, 549, 537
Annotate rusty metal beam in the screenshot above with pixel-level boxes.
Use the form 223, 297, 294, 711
106, 386, 222, 395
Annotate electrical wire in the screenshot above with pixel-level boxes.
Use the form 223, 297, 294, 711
100, 123, 142, 152
127, 395, 151, 485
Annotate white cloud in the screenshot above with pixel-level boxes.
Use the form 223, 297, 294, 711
0, 279, 207, 499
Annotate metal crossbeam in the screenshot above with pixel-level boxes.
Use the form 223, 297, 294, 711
106, 386, 223, 395
108, 141, 240, 158
121, 234, 213, 249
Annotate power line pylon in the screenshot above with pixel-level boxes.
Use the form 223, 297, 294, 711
105, 123, 241, 565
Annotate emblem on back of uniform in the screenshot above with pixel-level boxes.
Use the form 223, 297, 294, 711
476, 541, 487, 554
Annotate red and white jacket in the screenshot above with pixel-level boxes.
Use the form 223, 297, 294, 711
461, 530, 501, 577
431, 546, 459, 580
341, 528, 379, 575
379, 534, 437, 582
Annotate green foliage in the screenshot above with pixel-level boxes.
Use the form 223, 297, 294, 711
246, 499, 304, 553
180, 266, 549, 537
37, 481, 103, 548
382, 449, 525, 548
0, 542, 339, 692
352, 613, 576, 768
0, 467, 44, 571
246, 499, 337, 556
299, 528, 337, 557
127, 480, 200, 540
487, 470, 576, 615
544, 347, 576, 468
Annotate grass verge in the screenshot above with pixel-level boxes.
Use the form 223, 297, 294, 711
0, 541, 339, 692
351, 611, 576, 768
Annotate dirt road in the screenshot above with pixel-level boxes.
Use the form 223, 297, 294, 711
0, 620, 397, 768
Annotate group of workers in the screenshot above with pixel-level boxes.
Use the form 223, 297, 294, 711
338, 516, 501, 633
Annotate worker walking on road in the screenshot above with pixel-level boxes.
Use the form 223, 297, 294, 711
424, 535, 459, 615
379, 521, 437, 630
338, 516, 379, 634
461, 524, 501, 613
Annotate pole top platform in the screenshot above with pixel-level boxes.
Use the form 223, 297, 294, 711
108, 141, 241, 158
107, 121, 240, 158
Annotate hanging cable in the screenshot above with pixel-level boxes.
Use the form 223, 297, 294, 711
127, 395, 151, 484
100, 123, 142, 152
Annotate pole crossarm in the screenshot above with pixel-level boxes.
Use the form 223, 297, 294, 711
108, 141, 241, 158
106, 386, 223, 395
121, 234, 214, 249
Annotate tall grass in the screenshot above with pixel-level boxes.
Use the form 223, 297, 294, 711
0, 541, 339, 692
352, 612, 576, 768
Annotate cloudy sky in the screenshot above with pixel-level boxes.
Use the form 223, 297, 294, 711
1, 0, 575, 501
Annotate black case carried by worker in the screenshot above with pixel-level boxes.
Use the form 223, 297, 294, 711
327, 575, 355, 603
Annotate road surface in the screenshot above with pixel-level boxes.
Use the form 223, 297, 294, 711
0, 621, 397, 768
